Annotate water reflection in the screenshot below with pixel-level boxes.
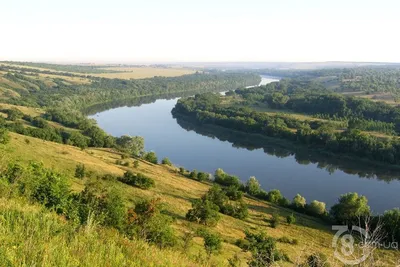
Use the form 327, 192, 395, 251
174, 115, 400, 182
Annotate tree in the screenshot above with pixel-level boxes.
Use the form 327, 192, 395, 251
246, 176, 261, 196
244, 231, 280, 266
292, 194, 306, 210
116, 135, 144, 157
383, 208, 400, 242
143, 151, 158, 164
308, 200, 327, 216
186, 198, 221, 226
203, 231, 222, 257
75, 163, 85, 179
67, 131, 88, 149
330, 192, 370, 224
267, 189, 283, 204
161, 157, 172, 166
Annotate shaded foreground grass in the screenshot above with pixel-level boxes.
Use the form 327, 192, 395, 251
0, 198, 195, 267
1, 133, 399, 266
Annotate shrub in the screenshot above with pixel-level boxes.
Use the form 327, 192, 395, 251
186, 198, 220, 226
270, 212, 280, 228
0, 128, 10, 144
143, 151, 158, 164
279, 197, 291, 207
133, 160, 139, 168
214, 168, 241, 187
244, 231, 289, 266
306, 253, 331, 267
189, 169, 198, 179
21, 162, 70, 213
277, 236, 298, 245
75, 164, 85, 179
202, 231, 222, 257
103, 189, 126, 230
197, 172, 210, 181
161, 157, 172, 166
179, 167, 185, 174
119, 171, 155, 189
225, 185, 243, 201
286, 213, 296, 225
222, 200, 249, 220
126, 198, 176, 248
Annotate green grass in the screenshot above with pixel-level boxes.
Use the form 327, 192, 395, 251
0, 198, 195, 267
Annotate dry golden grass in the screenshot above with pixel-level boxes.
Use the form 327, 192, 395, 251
0, 103, 44, 117
92, 67, 195, 79
36, 73, 92, 85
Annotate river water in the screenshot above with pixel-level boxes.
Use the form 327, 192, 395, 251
89, 76, 400, 213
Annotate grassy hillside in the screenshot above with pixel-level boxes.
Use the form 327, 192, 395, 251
1, 132, 398, 266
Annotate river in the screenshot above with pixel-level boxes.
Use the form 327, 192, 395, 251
88, 76, 400, 213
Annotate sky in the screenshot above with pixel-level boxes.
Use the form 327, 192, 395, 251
1, 0, 399, 63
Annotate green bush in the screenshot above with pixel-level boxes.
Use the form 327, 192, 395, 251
277, 236, 298, 245
306, 253, 331, 267
286, 213, 296, 225
119, 171, 155, 189
186, 198, 221, 226
202, 231, 222, 257
197, 172, 210, 181
189, 169, 198, 179
267, 189, 283, 204
126, 198, 176, 248
225, 185, 243, 201
133, 160, 139, 168
270, 212, 280, 228
161, 157, 172, 166
20, 162, 70, 213
214, 168, 241, 187
0, 128, 10, 144
74, 164, 85, 179
143, 151, 158, 164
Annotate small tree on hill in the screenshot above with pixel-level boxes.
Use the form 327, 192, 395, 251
144, 151, 158, 164
246, 176, 261, 196
161, 157, 172, 166
330, 192, 370, 224
203, 231, 222, 258
186, 198, 221, 226
75, 163, 85, 179
292, 194, 306, 210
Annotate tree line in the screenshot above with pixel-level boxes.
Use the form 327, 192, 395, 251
173, 92, 400, 165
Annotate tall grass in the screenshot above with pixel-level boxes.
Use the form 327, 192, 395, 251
0, 199, 194, 267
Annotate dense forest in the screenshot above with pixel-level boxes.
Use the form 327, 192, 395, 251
173, 86, 400, 165
2, 68, 260, 109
